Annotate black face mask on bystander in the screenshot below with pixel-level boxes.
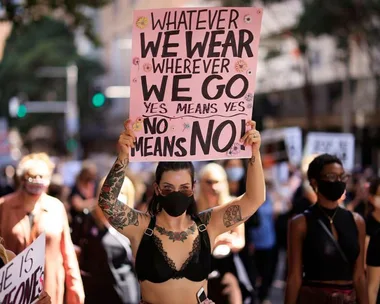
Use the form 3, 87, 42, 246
317, 180, 346, 201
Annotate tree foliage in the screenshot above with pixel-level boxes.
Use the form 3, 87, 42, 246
0, 0, 111, 45
298, 0, 380, 53
0, 16, 105, 134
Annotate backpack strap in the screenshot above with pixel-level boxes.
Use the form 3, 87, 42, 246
192, 215, 211, 252
143, 216, 156, 237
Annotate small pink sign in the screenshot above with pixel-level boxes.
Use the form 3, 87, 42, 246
129, 7, 263, 161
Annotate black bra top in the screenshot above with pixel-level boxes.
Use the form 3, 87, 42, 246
0, 257, 4, 269
135, 216, 211, 283
302, 204, 360, 282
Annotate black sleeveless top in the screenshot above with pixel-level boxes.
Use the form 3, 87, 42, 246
0, 257, 4, 269
302, 204, 360, 282
135, 216, 211, 283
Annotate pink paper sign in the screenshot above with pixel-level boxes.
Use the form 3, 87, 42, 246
129, 7, 263, 161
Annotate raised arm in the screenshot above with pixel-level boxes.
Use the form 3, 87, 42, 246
98, 121, 150, 241
198, 121, 265, 240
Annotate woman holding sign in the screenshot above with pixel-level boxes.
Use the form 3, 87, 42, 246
0, 238, 51, 304
98, 119, 265, 304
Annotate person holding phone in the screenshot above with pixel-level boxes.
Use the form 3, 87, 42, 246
285, 154, 368, 304
98, 119, 265, 304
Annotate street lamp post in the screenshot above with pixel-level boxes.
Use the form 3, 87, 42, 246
65, 64, 80, 159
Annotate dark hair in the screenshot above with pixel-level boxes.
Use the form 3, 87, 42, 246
369, 177, 380, 196
307, 154, 343, 182
147, 162, 197, 216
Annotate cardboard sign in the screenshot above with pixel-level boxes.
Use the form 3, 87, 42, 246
0, 233, 46, 304
261, 127, 302, 166
304, 132, 355, 171
129, 7, 263, 161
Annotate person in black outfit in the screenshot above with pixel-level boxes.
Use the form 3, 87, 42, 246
367, 228, 380, 304
366, 177, 380, 237
285, 154, 368, 304
68, 162, 98, 246
79, 206, 140, 304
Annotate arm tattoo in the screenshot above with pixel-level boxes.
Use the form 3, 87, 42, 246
223, 205, 249, 228
198, 209, 213, 226
249, 155, 256, 165
99, 157, 139, 230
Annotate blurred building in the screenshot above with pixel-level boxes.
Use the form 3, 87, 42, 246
251, 0, 380, 169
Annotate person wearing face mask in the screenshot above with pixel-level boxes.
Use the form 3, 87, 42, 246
0, 153, 85, 304
285, 154, 368, 304
223, 159, 246, 197
98, 120, 265, 304
197, 162, 247, 304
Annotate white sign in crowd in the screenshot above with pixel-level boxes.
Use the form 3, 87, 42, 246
304, 132, 355, 172
0, 233, 46, 304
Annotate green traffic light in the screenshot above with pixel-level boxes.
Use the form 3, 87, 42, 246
66, 138, 78, 152
92, 93, 106, 107
17, 104, 27, 118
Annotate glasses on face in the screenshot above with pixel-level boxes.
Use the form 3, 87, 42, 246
158, 187, 194, 197
24, 174, 48, 183
320, 173, 350, 183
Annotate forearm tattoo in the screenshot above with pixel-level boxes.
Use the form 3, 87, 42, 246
223, 205, 249, 228
249, 155, 256, 165
198, 209, 213, 226
99, 157, 139, 230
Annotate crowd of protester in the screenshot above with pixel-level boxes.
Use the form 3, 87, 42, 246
0, 151, 379, 304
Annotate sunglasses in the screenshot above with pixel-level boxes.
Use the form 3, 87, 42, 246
158, 187, 194, 197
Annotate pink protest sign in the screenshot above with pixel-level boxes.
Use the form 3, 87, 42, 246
129, 7, 263, 161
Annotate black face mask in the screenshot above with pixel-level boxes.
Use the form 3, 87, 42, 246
158, 192, 193, 217
318, 180, 346, 201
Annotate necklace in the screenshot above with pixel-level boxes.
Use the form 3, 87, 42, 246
318, 205, 339, 224
155, 223, 196, 242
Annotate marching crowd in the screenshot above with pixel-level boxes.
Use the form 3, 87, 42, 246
0, 144, 379, 303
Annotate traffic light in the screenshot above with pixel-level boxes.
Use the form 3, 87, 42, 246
17, 104, 27, 118
9, 96, 27, 118
91, 87, 106, 108
66, 138, 78, 153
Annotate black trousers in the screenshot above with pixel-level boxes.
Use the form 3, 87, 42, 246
254, 247, 277, 302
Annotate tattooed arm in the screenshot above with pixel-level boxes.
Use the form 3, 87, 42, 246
99, 121, 150, 240
99, 157, 150, 239
204, 121, 265, 239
